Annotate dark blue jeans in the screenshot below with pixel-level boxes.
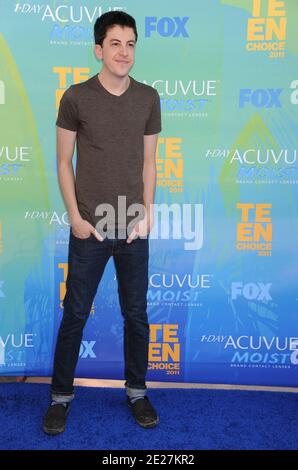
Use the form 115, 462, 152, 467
51, 231, 149, 402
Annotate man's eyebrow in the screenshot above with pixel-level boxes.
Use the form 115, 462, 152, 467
109, 38, 136, 43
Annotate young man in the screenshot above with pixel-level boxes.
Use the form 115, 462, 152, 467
43, 11, 161, 435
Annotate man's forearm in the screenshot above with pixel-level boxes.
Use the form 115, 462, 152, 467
57, 160, 81, 223
143, 159, 156, 217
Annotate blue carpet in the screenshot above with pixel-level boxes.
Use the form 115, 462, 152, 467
0, 383, 297, 450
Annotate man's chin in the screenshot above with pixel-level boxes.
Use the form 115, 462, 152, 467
115, 65, 133, 75
115, 71, 131, 79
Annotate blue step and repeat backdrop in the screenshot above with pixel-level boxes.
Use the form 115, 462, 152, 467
0, 0, 298, 386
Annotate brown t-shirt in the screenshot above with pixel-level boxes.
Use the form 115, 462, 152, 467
56, 74, 161, 230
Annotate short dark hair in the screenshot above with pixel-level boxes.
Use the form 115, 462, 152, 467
94, 11, 138, 46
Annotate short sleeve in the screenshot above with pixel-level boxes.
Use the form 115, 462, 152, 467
144, 90, 162, 135
56, 86, 79, 131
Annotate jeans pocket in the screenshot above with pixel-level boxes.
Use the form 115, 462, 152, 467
70, 231, 93, 242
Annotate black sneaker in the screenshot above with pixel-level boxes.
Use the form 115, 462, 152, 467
127, 396, 159, 429
43, 403, 70, 435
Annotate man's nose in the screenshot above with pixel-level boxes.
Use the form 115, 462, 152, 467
119, 45, 129, 56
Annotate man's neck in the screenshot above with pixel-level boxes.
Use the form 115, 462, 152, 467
98, 70, 130, 96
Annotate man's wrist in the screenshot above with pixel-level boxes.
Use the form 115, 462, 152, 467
69, 211, 82, 226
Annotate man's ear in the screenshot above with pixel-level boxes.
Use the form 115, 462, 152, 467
94, 44, 103, 61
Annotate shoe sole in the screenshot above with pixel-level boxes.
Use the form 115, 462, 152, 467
136, 415, 159, 429
43, 424, 66, 435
